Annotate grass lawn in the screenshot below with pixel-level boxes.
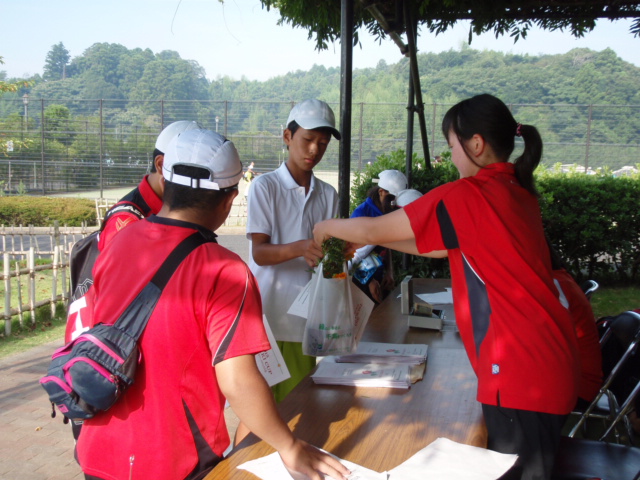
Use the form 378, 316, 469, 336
591, 285, 639, 319
0, 302, 67, 358
0, 257, 68, 358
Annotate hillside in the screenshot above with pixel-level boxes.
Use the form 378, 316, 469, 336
2, 42, 639, 107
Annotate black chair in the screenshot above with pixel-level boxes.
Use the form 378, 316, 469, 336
568, 311, 640, 443
552, 436, 640, 480
553, 311, 640, 480
580, 279, 599, 301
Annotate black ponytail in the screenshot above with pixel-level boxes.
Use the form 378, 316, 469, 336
513, 124, 543, 196
442, 94, 543, 196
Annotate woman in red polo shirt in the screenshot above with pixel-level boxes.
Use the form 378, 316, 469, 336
314, 94, 580, 480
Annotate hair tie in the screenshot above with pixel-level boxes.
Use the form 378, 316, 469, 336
515, 123, 523, 137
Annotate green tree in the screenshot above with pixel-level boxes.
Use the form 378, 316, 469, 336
258, 1, 640, 51
44, 104, 72, 144
0, 56, 33, 158
68, 43, 129, 86
129, 58, 209, 101
43, 42, 70, 81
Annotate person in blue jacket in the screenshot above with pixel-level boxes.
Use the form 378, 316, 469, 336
350, 170, 407, 303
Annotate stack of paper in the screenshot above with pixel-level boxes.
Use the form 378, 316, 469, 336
238, 450, 388, 480
311, 358, 411, 389
335, 342, 428, 365
416, 288, 453, 304
388, 437, 518, 480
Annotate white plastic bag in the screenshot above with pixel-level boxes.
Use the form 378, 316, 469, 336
302, 261, 356, 356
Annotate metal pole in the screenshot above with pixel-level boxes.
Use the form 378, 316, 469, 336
224, 101, 229, 138
431, 103, 437, 157
40, 100, 46, 195
585, 104, 593, 173
405, 72, 415, 189
338, 0, 354, 218
358, 102, 364, 171
403, 74, 416, 272
99, 100, 104, 199
404, 1, 431, 169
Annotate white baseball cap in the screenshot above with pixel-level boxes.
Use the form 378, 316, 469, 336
162, 129, 243, 190
155, 120, 201, 154
286, 99, 341, 140
373, 170, 408, 196
394, 189, 423, 207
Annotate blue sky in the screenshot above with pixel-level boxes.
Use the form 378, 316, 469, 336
1, 0, 638, 81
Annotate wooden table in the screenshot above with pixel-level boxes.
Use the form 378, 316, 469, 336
206, 278, 486, 478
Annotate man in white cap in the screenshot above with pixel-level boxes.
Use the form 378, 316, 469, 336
65, 121, 200, 354
77, 129, 349, 480
98, 120, 200, 250
246, 99, 340, 403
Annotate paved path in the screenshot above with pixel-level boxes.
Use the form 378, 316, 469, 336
0, 340, 83, 480
0, 231, 250, 479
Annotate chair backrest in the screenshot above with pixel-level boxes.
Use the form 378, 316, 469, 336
569, 310, 640, 442
580, 279, 599, 300
552, 436, 640, 480
601, 311, 640, 394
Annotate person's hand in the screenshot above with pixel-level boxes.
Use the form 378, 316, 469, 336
368, 279, 382, 303
381, 271, 395, 291
279, 439, 350, 480
345, 242, 365, 258
313, 220, 331, 248
302, 239, 323, 268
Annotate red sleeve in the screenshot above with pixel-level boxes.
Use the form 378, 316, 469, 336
206, 255, 269, 364
404, 184, 449, 254
554, 269, 603, 401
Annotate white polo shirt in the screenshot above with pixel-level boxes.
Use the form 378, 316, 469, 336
247, 163, 338, 342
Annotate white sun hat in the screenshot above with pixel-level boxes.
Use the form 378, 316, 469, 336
373, 169, 408, 196
155, 120, 201, 154
162, 129, 243, 190
286, 99, 341, 140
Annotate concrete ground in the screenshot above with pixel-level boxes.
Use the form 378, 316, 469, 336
0, 232, 250, 480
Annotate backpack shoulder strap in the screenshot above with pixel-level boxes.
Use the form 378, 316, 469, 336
100, 201, 145, 231
114, 231, 212, 338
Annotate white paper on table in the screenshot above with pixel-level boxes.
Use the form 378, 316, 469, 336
254, 316, 290, 386
336, 342, 428, 365
287, 277, 375, 346
387, 437, 517, 480
311, 359, 411, 389
416, 288, 453, 305
238, 450, 388, 480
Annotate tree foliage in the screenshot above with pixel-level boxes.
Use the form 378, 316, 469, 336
0, 56, 31, 94
0, 56, 33, 157
43, 42, 70, 82
4, 43, 640, 171
258, 0, 640, 50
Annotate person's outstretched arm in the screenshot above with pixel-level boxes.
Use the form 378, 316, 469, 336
251, 233, 323, 268
217, 355, 350, 480
314, 209, 446, 258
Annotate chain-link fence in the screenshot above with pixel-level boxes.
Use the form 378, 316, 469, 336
0, 99, 638, 195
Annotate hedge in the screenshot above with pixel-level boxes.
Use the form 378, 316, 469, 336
0, 196, 95, 227
351, 151, 640, 286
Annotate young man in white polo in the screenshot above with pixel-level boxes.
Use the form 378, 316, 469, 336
246, 99, 341, 403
